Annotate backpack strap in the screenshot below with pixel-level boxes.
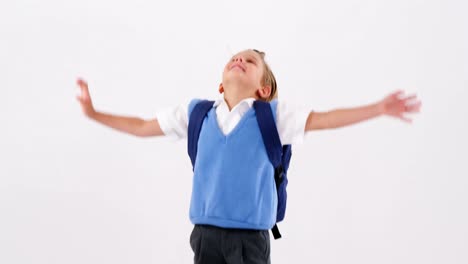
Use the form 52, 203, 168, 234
253, 100, 284, 240
253, 100, 282, 168
187, 100, 215, 169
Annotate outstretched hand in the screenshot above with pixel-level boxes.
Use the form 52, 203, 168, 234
378, 90, 422, 123
76, 78, 96, 117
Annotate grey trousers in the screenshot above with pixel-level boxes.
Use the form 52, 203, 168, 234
190, 224, 271, 264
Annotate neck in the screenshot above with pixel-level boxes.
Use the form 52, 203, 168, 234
222, 82, 259, 111
223, 95, 248, 111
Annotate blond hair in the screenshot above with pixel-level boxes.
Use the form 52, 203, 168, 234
252, 49, 278, 102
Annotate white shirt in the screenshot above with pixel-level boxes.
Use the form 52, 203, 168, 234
156, 97, 311, 145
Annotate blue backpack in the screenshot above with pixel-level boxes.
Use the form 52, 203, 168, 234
187, 100, 292, 239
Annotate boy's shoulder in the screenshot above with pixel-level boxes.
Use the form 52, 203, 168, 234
188, 98, 211, 116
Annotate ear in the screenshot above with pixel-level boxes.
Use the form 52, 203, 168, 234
257, 86, 272, 100
219, 83, 224, 94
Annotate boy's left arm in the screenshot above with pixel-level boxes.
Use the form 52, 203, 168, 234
306, 90, 421, 131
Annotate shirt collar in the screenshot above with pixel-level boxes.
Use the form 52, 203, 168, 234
213, 96, 256, 111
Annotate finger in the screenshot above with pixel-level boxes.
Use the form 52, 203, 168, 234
402, 94, 417, 102
77, 82, 90, 97
405, 98, 421, 109
76, 93, 88, 103
399, 115, 412, 123
77, 83, 86, 93
77, 78, 88, 89
391, 90, 404, 99
77, 77, 86, 84
406, 102, 422, 112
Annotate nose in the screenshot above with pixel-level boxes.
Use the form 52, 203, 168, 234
234, 56, 243, 63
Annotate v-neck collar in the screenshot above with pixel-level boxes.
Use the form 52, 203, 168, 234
213, 97, 256, 113
210, 98, 256, 139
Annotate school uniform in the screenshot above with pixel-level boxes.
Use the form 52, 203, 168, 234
156, 97, 310, 264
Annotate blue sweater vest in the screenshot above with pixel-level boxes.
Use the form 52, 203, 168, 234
188, 99, 278, 230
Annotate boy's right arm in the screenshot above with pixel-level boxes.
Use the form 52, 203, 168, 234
76, 78, 165, 137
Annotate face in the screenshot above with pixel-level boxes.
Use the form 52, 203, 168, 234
222, 50, 265, 93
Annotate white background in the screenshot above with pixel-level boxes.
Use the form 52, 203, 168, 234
1, 0, 467, 263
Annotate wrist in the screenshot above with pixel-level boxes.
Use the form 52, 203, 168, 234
87, 109, 98, 119
374, 102, 385, 116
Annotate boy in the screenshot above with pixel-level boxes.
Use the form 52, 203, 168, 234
76, 49, 421, 264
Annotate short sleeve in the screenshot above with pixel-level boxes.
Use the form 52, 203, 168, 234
276, 100, 311, 145
155, 102, 189, 140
